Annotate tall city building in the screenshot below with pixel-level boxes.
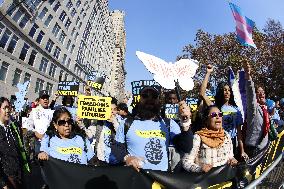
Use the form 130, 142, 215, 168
0, 0, 123, 103
110, 10, 126, 102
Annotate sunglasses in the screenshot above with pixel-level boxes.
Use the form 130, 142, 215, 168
141, 92, 159, 99
57, 119, 73, 126
209, 112, 223, 118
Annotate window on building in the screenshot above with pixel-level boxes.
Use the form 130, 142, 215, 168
0, 62, 9, 81
44, 14, 53, 26
7, 35, 19, 53
48, 0, 55, 6
59, 32, 66, 44
70, 44, 75, 53
28, 50, 37, 66
19, 14, 30, 28
66, 1, 73, 10
0, 22, 5, 34
82, 12, 86, 18
23, 73, 31, 85
49, 63, 57, 77
53, 2, 61, 12
19, 43, 30, 61
66, 58, 71, 68
74, 32, 79, 41
71, 27, 76, 37
46, 82, 53, 95
25, 0, 41, 13
45, 39, 54, 53
0, 29, 12, 49
38, 7, 48, 20
39, 57, 48, 73
12, 8, 23, 23
59, 70, 63, 81
12, 68, 22, 86
36, 30, 45, 44
52, 23, 60, 37
80, 8, 84, 15
78, 22, 82, 29
76, 17, 80, 25
66, 39, 71, 50
59, 11, 66, 22
35, 78, 44, 93
65, 18, 71, 30
28, 23, 39, 38
53, 46, 61, 59
76, 0, 81, 8
6, 3, 17, 16
62, 54, 67, 65
71, 8, 76, 17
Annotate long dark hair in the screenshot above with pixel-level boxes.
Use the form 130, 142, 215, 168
214, 82, 237, 109
62, 96, 75, 107
0, 97, 10, 107
46, 107, 86, 140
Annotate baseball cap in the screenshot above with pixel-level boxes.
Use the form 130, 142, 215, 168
266, 99, 275, 113
39, 90, 50, 99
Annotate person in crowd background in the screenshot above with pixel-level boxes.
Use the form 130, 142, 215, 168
182, 105, 237, 173
0, 97, 29, 189
200, 64, 247, 161
38, 107, 94, 165
115, 86, 193, 172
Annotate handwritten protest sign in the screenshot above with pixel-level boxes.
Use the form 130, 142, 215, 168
165, 104, 179, 119
33, 109, 54, 134
185, 98, 198, 121
22, 117, 34, 131
14, 81, 30, 112
77, 95, 111, 120
57, 81, 79, 96
131, 80, 161, 107
87, 72, 106, 91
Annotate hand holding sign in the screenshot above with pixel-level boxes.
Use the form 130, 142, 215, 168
136, 51, 199, 91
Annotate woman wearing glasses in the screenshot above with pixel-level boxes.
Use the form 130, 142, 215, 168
38, 108, 94, 165
182, 105, 237, 172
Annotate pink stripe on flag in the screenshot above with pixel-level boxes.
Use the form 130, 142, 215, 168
236, 21, 253, 35
233, 12, 253, 32
236, 27, 255, 44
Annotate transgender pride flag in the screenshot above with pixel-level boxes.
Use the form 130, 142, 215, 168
229, 2, 257, 48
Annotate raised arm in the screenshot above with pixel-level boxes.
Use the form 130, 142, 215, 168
199, 64, 214, 107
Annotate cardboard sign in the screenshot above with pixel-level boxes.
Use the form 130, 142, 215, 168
77, 95, 111, 120
131, 80, 161, 107
165, 104, 179, 119
87, 72, 105, 91
22, 117, 34, 131
14, 81, 30, 112
32, 108, 54, 134
57, 81, 79, 96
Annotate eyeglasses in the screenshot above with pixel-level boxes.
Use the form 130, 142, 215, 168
209, 112, 223, 118
1, 107, 11, 112
57, 119, 73, 126
141, 92, 159, 99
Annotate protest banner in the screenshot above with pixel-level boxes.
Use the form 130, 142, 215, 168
57, 81, 79, 96
164, 104, 179, 119
131, 80, 161, 108
14, 81, 29, 112
32, 109, 54, 134
77, 95, 111, 120
87, 72, 106, 91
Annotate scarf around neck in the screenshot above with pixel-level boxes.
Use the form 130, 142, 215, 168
196, 128, 225, 148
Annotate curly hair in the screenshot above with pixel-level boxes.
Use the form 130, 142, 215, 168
46, 107, 87, 150
214, 82, 237, 109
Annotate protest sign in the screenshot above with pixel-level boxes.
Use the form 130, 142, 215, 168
77, 95, 111, 120
131, 80, 161, 107
22, 117, 34, 131
185, 98, 198, 121
164, 104, 179, 119
33, 109, 54, 134
87, 72, 105, 91
57, 81, 79, 96
14, 81, 30, 112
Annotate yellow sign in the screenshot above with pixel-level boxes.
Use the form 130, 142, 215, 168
77, 95, 111, 120
57, 91, 78, 96
87, 81, 103, 90
56, 147, 82, 155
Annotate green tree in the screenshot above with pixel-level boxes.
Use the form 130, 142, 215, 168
178, 19, 284, 99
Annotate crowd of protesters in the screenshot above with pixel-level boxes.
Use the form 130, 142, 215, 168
0, 60, 284, 189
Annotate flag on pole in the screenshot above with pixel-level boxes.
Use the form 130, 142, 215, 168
229, 2, 257, 48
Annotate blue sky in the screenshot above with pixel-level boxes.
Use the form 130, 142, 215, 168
109, 0, 284, 91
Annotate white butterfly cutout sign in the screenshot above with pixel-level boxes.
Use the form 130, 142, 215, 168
136, 51, 199, 91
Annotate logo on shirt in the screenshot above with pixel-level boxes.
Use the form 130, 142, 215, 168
135, 130, 166, 139
56, 147, 83, 155
144, 138, 163, 165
